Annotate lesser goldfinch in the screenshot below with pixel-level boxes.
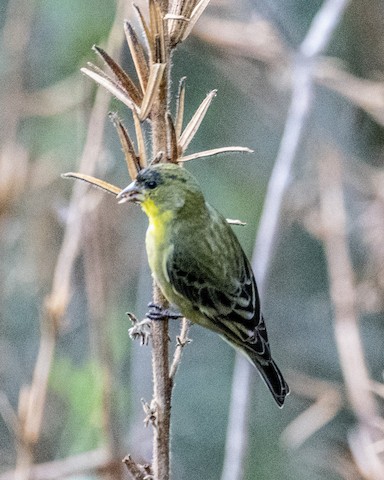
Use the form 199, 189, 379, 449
118, 163, 289, 407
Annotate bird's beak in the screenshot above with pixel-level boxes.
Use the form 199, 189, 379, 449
116, 181, 145, 204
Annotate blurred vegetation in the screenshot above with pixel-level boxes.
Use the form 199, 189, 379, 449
1, 0, 384, 479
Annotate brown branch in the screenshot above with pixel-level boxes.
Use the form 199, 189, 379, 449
150, 284, 171, 480
0, 392, 20, 441
0, 448, 119, 480
15, 285, 58, 480
1, 0, 36, 144
123, 455, 153, 480
281, 371, 344, 449
318, 148, 384, 478
169, 318, 190, 381
17, 312, 57, 454
146, 3, 172, 478
318, 150, 377, 421
0, 0, 35, 217
83, 209, 124, 480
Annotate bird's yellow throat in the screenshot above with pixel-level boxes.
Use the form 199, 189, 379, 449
141, 198, 174, 245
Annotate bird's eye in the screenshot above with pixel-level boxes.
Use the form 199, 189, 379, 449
146, 180, 157, 189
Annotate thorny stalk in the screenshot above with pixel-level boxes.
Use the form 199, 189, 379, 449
64, 1, 252, 478
150, 285, 172, 480
146, 2, 173, 476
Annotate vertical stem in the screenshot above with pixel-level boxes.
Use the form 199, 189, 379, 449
151, 284, 171, 480
220, 355, 252, 480
149, 3, 172, 478
318, 149, 384, 478
150, 100, 172, 479
318, 151, 377, 422
83, 216, 123, 480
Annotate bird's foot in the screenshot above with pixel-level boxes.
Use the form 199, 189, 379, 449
146, 302, 183, 321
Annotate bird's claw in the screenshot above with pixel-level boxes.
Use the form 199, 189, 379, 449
146, 302, 183, 321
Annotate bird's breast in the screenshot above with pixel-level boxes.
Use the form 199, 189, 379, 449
144, 204, 174, 285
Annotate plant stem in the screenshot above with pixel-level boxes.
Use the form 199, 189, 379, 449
149, 3, 172, 475
151, 283, 171, 480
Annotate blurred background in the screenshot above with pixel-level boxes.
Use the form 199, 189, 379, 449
1, 0, 384, 479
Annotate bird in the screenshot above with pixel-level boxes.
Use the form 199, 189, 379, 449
117, 163, 289, 407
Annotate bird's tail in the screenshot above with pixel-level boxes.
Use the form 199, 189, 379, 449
248, 352, 290, 408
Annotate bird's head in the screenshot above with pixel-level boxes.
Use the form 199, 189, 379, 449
117, 163, 204, 217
